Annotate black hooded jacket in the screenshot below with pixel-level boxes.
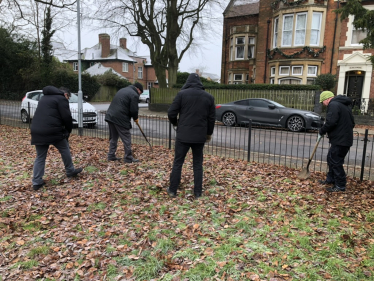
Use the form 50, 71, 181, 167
168, 73, 215, 143
105, 85, 139, 129
319, 95, 355, 147
31, 86, 73, 145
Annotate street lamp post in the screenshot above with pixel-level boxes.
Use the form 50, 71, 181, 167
77, 0, 83, 136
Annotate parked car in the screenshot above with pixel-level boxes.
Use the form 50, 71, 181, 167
139, 90, 150, 103
215, 98, 324, 132
21, 90, 98, 127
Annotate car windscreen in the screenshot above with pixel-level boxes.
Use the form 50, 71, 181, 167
69, 93, 86, 103
268, 100, 285, 108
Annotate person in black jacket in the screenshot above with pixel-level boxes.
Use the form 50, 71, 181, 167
319, 91, 355, 192
105, 82, 143, 163
31, 86, 83, 191
167, 73, 216, 199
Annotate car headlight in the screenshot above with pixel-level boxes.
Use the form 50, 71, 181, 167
305, 113, 319, 119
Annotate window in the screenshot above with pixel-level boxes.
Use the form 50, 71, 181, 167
249, 100, 270, 108
248, 37, 255, 58
122, 62, 129, 72
230, 38, 234, 61
89, 62, 96, 67
246, 74, 249, 83
270, 67, 276, 76
307, 78, 315, 85
235, 37, 245, 59
282, 15, 293, 46
228, 73, 232, 84
292, 66, 303, 75
138, 67, 143, 79
233, 74, 243, 84
352, 26, 366, 45
310, 12, 322, 45
307, 66, 318, 76
279, 66, 290, 75
73, 62, 78, 71
147, 82, 153, 89
270, 78, 275, 84
294, 13, 307, 46
279, 78, 301, 84
235, 100, 249, 106
273, 17, 279, 48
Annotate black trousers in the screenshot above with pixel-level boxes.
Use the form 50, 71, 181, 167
169, 140, 205, 195
326, 144, 350, 187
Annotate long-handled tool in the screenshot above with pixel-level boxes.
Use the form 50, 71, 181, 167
135, 120, 153, 152
298, 134, 322, 179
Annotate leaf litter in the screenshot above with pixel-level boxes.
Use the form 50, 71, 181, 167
0, 125, 374, 280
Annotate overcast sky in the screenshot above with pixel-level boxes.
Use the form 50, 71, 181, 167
59, 14, 225, 78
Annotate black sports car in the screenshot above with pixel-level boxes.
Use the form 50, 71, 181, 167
215, 98, 324, 132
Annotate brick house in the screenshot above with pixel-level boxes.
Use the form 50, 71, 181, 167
65, 33, 163, 89
221, 0, 374, 104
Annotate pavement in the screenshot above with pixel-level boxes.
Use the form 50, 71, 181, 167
93, 103, 374, 136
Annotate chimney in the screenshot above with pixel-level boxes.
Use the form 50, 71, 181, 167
119, 38, 127, 49
99, 33, 110, 58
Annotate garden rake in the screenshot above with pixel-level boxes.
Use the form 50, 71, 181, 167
135, 120, 153, 152
298, 134, 322, 179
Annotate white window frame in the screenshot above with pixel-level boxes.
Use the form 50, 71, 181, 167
279, 78, 302, 84
270, 67, 276, 77
282, 14, 294, 47
351, 25, 366, 46
292, 66, 303, 76
307, 66, 318, 76
294, 13, 307, 46
228, 73, 232, 84
248, 37, 255, 59
279, 66, 290, 76
273, 17, 279, 48
230, 38, 234, 61
138, 66, 143, 79
270, 78, 275, 84
147, 82, 153, 89
73, 62, 78, 71
310, 12, 322, 46
233, 74, 243, 84
235, 37, 245, 60
122, 62, 129, 72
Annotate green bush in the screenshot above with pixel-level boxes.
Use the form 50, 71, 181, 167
314, 73, 336, 90
94, 71, 131, 90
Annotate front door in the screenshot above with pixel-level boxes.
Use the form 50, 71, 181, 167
345, 71, 364, 109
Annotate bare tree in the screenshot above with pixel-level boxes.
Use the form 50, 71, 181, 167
91, 0, 226, 88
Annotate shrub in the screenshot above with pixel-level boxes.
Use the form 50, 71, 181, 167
314, 73, 337, 90
94, 71, 131, 90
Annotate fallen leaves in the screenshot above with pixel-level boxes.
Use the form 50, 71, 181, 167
1, 125, 374, 280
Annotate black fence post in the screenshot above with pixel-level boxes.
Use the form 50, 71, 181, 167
247, 119, 252, 162
360, 129, 369, 182
169, 121, 172, 149
28, 102, 31, 129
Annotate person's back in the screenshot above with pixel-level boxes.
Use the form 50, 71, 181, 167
168, 73, 215, 143
31, 86, 72, 145
324, 95, 355, 147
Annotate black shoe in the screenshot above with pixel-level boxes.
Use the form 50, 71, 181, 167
108, 157, 121, 161
33, 181, 46, 191
326, 185, 346, 192
124, 159, 140, 163
319, 180, 334, 185
167, 188, 177, 198
67, 168, 83, 177
194, 193, 202, 199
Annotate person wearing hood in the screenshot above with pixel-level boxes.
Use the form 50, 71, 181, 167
167, 73, 216, 199
31, 86, 83, 191
318, 91, 355, 192
105, 82, 143, 163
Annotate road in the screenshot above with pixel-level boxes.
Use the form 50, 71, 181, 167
1, 101, 373, 169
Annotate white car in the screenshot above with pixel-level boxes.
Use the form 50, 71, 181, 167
139, 90, 150, 103
21, 90, 98, 127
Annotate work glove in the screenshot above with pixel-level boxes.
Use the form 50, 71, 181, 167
318, 129, 325, 137
206, 135, 212, 143
173, 125, 177, 131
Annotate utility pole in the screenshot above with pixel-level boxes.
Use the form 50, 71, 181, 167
77, 0, 83, 136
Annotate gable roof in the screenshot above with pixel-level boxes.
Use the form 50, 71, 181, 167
224, 0, 259, 18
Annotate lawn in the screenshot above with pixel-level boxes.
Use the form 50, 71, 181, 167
0, 125, 373, 281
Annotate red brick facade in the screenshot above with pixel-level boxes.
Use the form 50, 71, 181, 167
221, 0, 374, 101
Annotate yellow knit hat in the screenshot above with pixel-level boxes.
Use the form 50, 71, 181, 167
319, 91, 334, 103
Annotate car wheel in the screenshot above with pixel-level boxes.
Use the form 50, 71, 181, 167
21, 110, 29, 123
146, 98, 149, 103
287, 115, 305, 132
222, 112, 236, 126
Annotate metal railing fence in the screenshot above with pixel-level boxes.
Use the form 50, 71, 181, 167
1, 100, 373, 181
